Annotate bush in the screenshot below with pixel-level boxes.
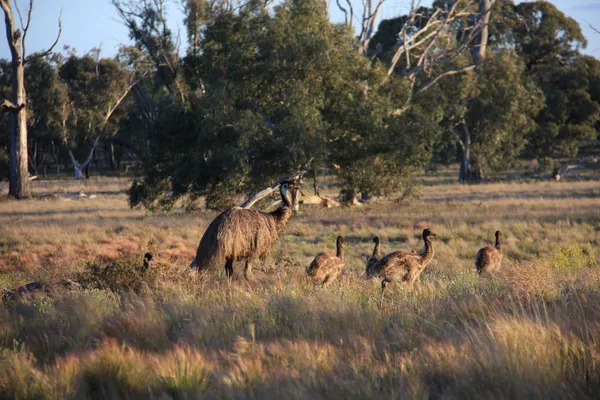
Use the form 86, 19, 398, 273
549, 244, 597, 272
537, 157, 555, 173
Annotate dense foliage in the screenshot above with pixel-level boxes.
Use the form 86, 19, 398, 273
0, 0, 599, 206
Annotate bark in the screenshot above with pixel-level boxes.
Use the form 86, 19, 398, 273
457, 121, 471, 183
456, 0, 492, 182
472, 0, 492, 66
28, 139, 37, 174
50, 140, 61, 174
1, 0, 60, 196
1, 0, 29, 198
107, 139, 117, 170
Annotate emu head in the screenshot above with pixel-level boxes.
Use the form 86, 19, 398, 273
280, 182, 300, 213
143, 253, 153, 272
422, 229, 437, 239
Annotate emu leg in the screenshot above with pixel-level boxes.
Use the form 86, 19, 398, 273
380, 279, 390, 307
323, 269, 341, 288
225, 259, 234, 280
244, 260, 252, 280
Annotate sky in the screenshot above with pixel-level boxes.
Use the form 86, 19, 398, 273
0, 0, 599, 59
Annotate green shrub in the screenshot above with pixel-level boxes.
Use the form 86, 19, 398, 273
548, 244, 597, 271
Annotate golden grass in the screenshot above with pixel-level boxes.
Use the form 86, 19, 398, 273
0, 174, 600, 398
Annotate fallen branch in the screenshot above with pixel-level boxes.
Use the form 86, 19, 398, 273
240, 171, 306, 209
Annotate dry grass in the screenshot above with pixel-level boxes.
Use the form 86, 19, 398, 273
0, 172, 600, 398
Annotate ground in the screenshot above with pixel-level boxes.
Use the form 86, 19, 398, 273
0, 168, 599, 399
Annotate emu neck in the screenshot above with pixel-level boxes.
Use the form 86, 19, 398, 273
337, 242, 343, 260
421, 237, 434, 265
272, 206, 293, 234
372, 241, 380, 257
495, 236, 502, 251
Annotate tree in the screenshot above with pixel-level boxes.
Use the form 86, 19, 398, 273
127, 0, 433, 210
25, 56, 64, 175
369, 0, 504, 180
525, 54, 600, 159
511, 1, 599, 160
462, 51, 543, 177
58, 52, 137, 179
365, 0, 498, 113
0, 0, 60, 197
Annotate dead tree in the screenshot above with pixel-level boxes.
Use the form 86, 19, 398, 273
337, 0, 497, 114
0, 0, 61, 198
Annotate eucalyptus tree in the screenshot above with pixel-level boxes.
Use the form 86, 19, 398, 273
58, 52, 138, 179
0, 0, 60, 197
512, 1, 599, 160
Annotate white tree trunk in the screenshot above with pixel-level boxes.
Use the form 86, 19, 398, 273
66, 137, 100, 180
1, 0, 30, 198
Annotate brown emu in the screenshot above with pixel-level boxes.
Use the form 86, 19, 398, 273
193, 183, 298, 280
365, 236, 382, 277
306, 236, 344, 287
367, 229, 437, 303
475, 230, 503, 275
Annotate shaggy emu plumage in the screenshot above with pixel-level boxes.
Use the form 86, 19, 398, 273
306, 236, 344, 287
365, 236, 382, 276
193, 183, 298, 279
367, 229, 437, 304
475, 230, 503, 275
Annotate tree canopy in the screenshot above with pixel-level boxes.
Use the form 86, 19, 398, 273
0, 0, 598, 206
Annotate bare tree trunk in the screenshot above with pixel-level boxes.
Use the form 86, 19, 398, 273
107, 139, 117, 170
457, 121, 471, 183
50, 140, 61, 175
458, 146, 469, 182
9, 62, 29, 198
1, 0, 60, 196
457, 0, 491, 182
472, 0, 492, 66
66, 137, 100, 180
1, 0, 29, 198
28, 140, 37, 175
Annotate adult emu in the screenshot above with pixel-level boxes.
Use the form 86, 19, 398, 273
193, 182, 299, 280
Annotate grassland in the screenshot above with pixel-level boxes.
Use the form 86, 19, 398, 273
1, 170, 600, 399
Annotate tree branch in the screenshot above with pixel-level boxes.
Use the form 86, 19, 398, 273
1, 0, 20, 62
240, 171, 306, 209
416, 65, 476, 94
1, 99, 24, 112
335, 0, 349, 26
80, 137, 101, 169
248, 99, 274, 133
27, 8, 62, 61
15, 0, 33, 60
102, 71, 147, 128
